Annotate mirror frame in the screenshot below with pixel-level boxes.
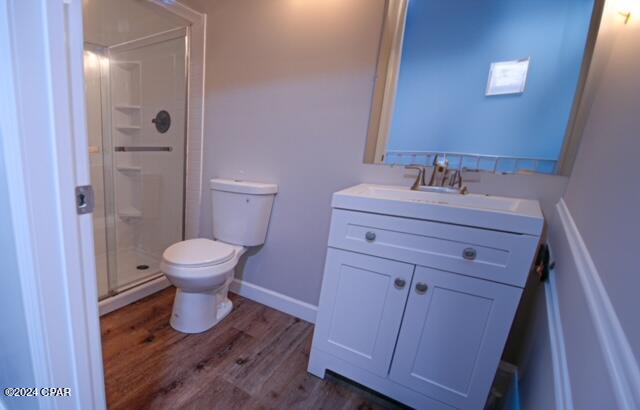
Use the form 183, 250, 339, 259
364, 0, 605, 176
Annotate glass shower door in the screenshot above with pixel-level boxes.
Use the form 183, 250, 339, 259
108, 32, 187, 292
84, 30, 187, 299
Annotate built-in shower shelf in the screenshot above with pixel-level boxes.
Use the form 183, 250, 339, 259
114, 105, 141, 111
115, 125, 141, 132
118, 207, 142, 221
116, 165, 142, 173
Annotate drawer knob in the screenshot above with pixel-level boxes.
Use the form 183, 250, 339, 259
394, 278, 406, 289
365, 231, 376, 242
463, 247, 477, 261
415, 282, 428, 294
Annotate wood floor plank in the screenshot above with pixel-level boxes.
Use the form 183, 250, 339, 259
230, 301, 296, 339
144, 329, 256, 410
101, 286, 406, 410
223, 316, 310, 395
254, 327, 327, 409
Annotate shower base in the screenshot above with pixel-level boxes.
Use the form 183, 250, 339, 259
98, 248, 171, 316
99, 275, 171, 316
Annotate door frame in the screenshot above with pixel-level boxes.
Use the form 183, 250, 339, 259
0, 0, 105, 409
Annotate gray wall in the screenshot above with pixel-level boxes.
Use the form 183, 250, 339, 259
183, 0, 568, 306
0, 130, 36, 410
562, 18, 640, 363
518, 2, 640, 408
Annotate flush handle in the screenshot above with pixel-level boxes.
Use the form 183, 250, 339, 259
365, 231, 376, 242
394, 278, 406, 289
463, 247, 477, 261
415, 282, 428, 294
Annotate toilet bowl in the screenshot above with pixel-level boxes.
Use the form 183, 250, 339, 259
160, 238, 246, 333
161, 179, 277, 333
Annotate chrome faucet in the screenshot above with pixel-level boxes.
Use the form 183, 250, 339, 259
405, 158, 468, 194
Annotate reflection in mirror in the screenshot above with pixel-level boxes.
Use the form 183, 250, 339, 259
365, 0, 602, 175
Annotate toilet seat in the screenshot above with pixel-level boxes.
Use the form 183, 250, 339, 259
163, 238, 235, 268
160, 239, 245, 292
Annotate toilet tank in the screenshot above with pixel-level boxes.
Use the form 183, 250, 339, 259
210, 179, 278, 247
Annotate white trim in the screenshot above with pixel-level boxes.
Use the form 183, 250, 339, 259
109, 26, 187, 52
152, 0, 206, 239
0, 2, 46, 400
65, 0, 108, 407
556, 199, 640, 409
230, 279, 318, 324
544, 270, 574, 410
2, 0, 106, 408
99, 276, 171, 316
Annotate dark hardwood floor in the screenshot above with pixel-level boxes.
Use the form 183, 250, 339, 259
100, 287, 407, 410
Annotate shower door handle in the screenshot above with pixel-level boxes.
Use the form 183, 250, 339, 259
114, 146, 173, 152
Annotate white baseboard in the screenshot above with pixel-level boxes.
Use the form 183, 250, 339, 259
544, 270, 573, 410
99, 276, 171, 316
554, 200, 640, 409
229, 279, 318, 323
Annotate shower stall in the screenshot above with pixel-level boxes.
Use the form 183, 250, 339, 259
84, 19, 189, 308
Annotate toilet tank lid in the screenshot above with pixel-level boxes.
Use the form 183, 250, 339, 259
210, 178, 278, 195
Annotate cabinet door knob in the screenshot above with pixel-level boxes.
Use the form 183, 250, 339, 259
415, 282, 428, 294
365, 231, 376, 242
394, 278, 406, 289
463, 247, 477, 260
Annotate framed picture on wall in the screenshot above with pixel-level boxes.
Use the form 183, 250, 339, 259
486, 58, 530, 96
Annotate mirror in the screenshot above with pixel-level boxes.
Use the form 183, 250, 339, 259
365, 0, 601, 175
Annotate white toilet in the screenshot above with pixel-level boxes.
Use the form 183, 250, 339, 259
160, 178, 278, 333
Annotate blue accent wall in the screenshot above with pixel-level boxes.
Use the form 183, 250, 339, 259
387, 0, 594, 160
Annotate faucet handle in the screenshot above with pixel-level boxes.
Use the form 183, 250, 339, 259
405, 165, 426, 190
448, 170, 460, 187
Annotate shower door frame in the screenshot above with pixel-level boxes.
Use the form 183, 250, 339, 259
111, 27, 189, 295
90, 27, 189, 302
84, 42, 120, 298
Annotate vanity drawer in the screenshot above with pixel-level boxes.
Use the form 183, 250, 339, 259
328, 209, 539, 287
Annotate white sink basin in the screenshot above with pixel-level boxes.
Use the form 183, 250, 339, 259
332, 184, 543, 235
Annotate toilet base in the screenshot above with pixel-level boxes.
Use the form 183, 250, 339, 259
170, 285, 233, 334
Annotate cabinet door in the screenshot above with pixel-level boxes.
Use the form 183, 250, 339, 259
312, 248, 414, 376
389, 266, 522, 410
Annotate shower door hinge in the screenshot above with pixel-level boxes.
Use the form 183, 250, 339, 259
75, 185, 95, 215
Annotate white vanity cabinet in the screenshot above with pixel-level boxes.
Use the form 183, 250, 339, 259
312, 249, 414, 377
308, 185, 543, 410
389, 266, 521, 409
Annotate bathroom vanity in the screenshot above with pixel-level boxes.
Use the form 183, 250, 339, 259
308, 184, 543, 410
